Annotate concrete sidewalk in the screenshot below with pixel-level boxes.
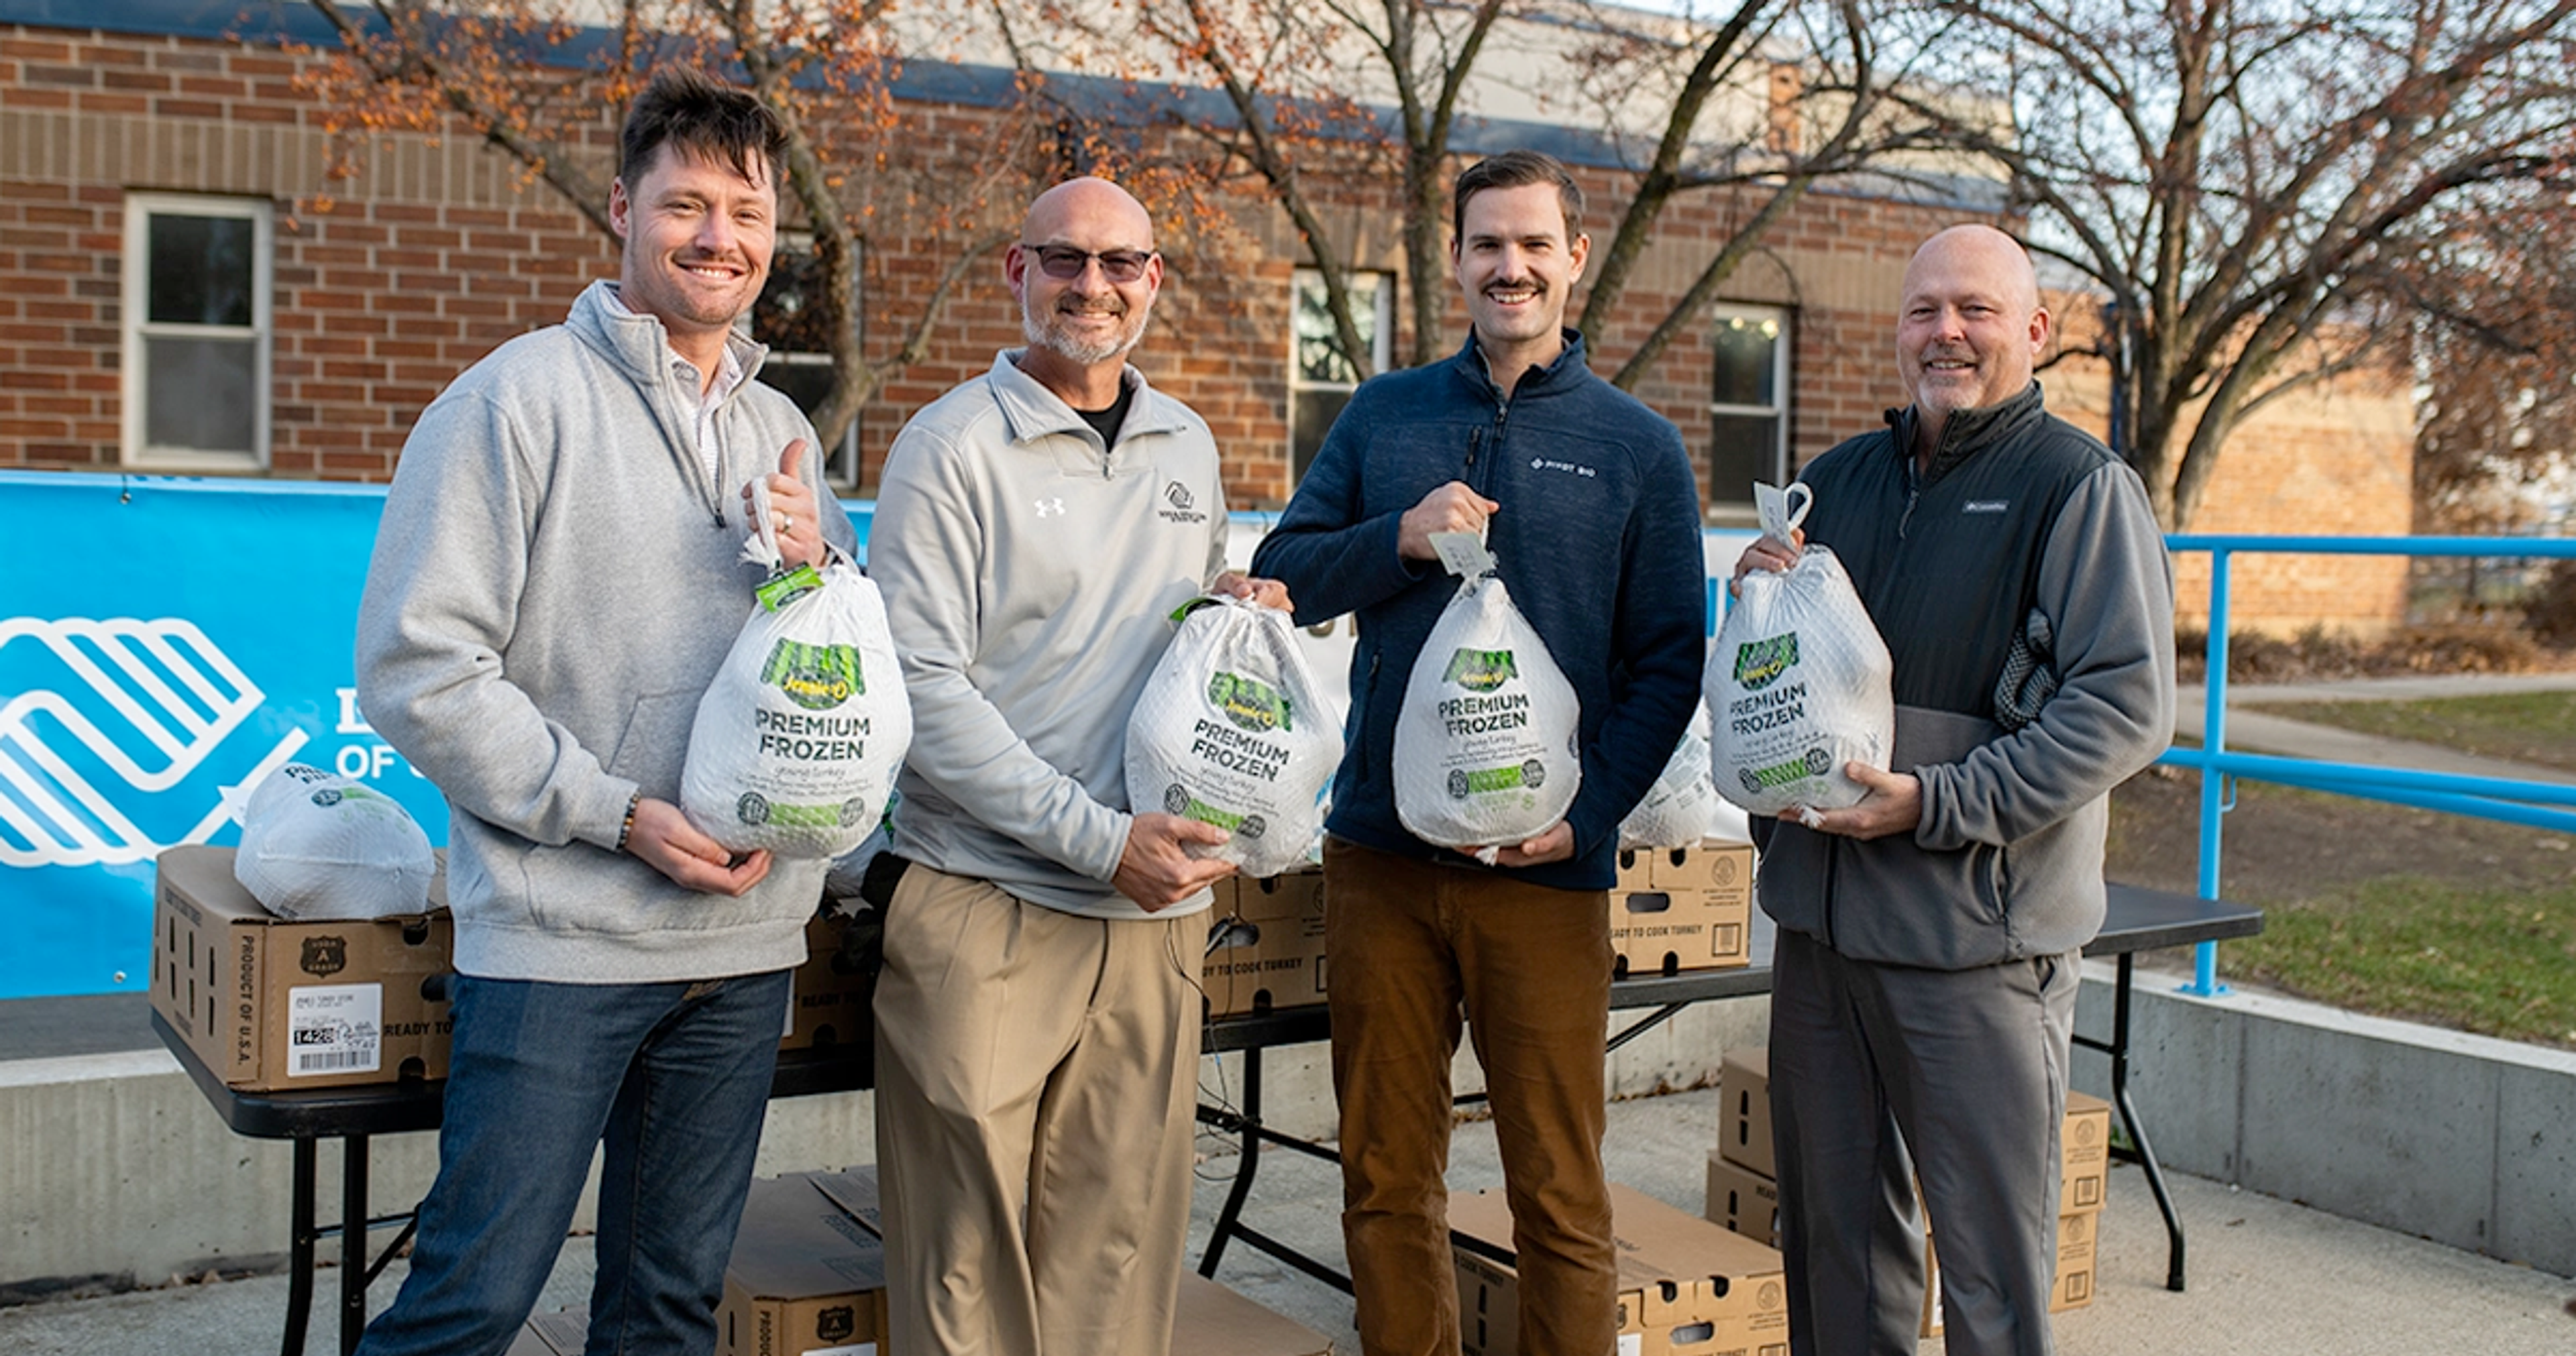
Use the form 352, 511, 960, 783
2176, 671, 2576, 787
4, 1083, 2571, 1355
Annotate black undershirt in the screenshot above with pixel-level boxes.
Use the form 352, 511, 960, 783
1076, 380, 1136, 448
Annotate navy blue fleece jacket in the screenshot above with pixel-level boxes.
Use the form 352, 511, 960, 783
1249, 331, 1706, 891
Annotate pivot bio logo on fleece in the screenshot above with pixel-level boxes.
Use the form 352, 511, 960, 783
0, 616, 307, 868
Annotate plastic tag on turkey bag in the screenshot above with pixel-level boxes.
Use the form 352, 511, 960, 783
233, 762, 437, 920
1125, 594, 1345, 878
680, 479, 913, 859
1393, 558, 1582, 854
1705, 484, 1892, 817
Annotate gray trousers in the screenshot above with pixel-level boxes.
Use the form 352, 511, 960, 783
1768, 927, 2080, 1356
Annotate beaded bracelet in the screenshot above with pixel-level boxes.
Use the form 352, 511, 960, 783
615, 791, 641, 853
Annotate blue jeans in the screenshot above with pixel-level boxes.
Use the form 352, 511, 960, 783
354, 970, 790, 1356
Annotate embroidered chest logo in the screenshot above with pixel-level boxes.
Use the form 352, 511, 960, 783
1034, 497, 1067, 518
1529, 456, 1597, 479
1158, 479, 1208, 524
1962, 500, 2010, 514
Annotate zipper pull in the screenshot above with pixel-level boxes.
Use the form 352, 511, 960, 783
1466, 427, 1481, 470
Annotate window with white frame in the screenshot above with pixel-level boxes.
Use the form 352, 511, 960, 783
1290, 267, 1393, 483
1709, 304, 1791, 510
123, 194, 272, 470
749, 243, 865, 490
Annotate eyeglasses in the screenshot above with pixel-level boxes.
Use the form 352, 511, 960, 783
1022, 243, 1157, 283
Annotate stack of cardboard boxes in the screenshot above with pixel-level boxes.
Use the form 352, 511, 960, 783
150, 846, 888, 1092
1701, 1047, 2111, 1336
1200, 835, 1760, 1020
507, 1165, 1334, 1356
1452, 1182, 1790, 1356
1203, 865, 1330, 1018
1609, 840, 1757, 979
151, 845, 458, 1091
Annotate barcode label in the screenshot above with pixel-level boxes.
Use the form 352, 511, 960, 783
287, 982, 384, 1077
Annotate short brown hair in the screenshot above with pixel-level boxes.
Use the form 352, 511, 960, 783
618, 67, 789, 190
1452, 150, 1584, 241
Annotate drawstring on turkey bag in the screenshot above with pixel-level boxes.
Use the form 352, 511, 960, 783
1705, 481, 1894, 821
678, 475, 912, 858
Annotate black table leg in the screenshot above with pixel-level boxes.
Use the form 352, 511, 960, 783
283, 1137, 316, 1356
2108, 956, 2187, 1291
1199, 1046, 1265, 1276
341, 1134, 370, 1354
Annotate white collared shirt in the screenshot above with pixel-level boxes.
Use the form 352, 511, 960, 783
602, 286, 746, 486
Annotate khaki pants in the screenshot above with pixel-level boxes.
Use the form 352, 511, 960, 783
871, 865, 1205, 1356
1325, 838, 1616, 1356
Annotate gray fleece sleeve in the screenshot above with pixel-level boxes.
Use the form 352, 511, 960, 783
354, 388, 635, 850
869, 423, 1131, 883
1914, 461, 2176, 849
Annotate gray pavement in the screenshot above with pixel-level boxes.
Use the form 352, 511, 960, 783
5, 1083, 2572, 1354
2176, 671, 2576, 786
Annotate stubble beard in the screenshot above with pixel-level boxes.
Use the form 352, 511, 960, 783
1024, 294, 1152, 366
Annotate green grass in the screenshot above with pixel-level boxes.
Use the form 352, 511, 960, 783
2254, 690, 2576, 773
2222, 878, 2576, 1048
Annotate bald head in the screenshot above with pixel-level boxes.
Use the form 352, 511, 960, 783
1022, 176, 1154, 250
1904, 225, 2040, 315
1896, 223, 2050, 451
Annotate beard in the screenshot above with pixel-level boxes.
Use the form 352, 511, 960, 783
1023, 292, 1152, 365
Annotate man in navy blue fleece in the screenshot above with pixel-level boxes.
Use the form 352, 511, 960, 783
1249, 149, 1705, 1356
1733, 225, 2176, 1356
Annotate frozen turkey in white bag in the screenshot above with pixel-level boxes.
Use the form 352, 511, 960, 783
1124, 594, 1344, 878
233, 762, 437, 919
681, 484, 912, 859
1619, 701, 1732, 850
1707, 502, 1894, 817
1394, 567, 1582, 851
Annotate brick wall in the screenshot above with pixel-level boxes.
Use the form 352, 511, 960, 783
0, 18, 2418, 632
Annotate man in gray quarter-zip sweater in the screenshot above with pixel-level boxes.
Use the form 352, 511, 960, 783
864, 176, 1290, 1356
1732, 225, 2176, 1356
351, 70, 855, 1356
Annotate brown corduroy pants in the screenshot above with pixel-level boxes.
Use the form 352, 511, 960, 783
1324, 837, 1617, 1356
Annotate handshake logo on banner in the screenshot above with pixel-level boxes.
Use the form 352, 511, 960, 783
0, 616, 307, 868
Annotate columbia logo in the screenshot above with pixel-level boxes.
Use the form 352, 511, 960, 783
1963, 500, 2010, 514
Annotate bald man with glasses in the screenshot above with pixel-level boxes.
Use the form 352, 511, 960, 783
865, 176, 1288, 1356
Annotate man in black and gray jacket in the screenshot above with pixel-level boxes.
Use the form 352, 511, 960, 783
1732, 223, 2176, 1356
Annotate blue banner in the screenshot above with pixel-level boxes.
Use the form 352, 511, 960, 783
3, 469, 1738, 999
0, 471, 887, 999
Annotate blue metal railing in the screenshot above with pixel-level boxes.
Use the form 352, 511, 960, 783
2158, 534, 2576, 996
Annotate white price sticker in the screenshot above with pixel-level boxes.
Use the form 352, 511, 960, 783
1617, 1334, 1643, 1356
1429, 530, 1496, 579
287, 982, 384, 1077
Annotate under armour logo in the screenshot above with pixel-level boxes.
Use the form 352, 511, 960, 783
1034, 498, 1066, 518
